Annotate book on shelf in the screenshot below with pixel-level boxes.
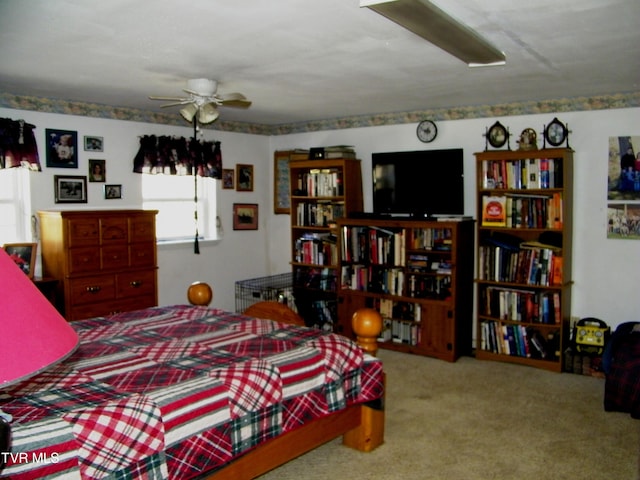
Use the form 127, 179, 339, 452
482, 196, 507, 227
312, 145, 356, 159
289, 149, 310, 161
480, 157, 566, 191
325, 150, 356, 159
434, 215, 473, 222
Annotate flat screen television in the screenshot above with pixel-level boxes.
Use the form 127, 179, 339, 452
372, 148, 464, 218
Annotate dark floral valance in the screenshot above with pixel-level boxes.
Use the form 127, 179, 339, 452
132, 134, 222, 179
0, 117, 41, 171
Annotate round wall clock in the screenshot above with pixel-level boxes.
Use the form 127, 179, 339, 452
487, 121, 508, 148
416, 120, 437, 143
518, 128, 537, 151
544, 117, 568, 147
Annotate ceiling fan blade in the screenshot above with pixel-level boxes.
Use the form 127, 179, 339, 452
159, 101, 191, 108
149, 95, 188, 101
221, 99, 252, 108
219, 93, 251, 108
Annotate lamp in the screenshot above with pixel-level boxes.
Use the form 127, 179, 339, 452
0, 248, 79, 466
198, 102, 220, 124
361, 0, 506, 66
180, 103, 198, 122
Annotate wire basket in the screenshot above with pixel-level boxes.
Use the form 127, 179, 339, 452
235, 273, 296, 313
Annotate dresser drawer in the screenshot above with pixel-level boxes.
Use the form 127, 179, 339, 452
100, 217, 128, 244
69, 297, 156, 321
130, 242, 156, 268
130, 216, 156, 243
68, 275, 116, 305
101, 245, 130, 270
117, 269, 156, 300
68, 247, 101, 274
67, 218, 100, 247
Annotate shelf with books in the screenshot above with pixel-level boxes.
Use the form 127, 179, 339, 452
475, 148, 573, 372
336, 218, 474, 362
289, 157, 363, 332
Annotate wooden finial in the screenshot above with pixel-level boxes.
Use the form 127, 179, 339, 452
187, 281, 213, 306
351, 308, 382, 356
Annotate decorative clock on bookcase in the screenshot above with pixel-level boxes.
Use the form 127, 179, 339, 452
543, 117, 570, 149
485, 121, 510, 151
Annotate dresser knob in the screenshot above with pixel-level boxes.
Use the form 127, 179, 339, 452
86, 286, 101, 293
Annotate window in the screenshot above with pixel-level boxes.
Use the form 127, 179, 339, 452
0, 168, 32, 242
142, 174, 219, 243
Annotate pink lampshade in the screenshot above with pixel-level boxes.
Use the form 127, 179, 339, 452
0, 248, 78, 388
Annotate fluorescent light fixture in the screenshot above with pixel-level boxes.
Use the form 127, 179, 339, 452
361, 0, 505, 66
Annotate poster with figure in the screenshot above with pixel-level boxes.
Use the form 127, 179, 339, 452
607, 136, 640, 239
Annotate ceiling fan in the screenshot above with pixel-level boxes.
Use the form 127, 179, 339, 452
149, 78, 251, 124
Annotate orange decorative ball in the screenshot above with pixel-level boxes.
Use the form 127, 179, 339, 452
351, 308, 383, 338
187, 282, 213, 306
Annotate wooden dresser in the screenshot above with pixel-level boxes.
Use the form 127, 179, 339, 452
38, 209, 158, 321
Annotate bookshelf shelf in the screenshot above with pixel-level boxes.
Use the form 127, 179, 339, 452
336, 217, 474, 362
475, 148, 573, 372
289, 156, 363, 331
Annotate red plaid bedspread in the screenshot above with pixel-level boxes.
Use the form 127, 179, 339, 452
0, 305, 384, 479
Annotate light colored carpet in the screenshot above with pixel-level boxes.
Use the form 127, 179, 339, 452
258, 349, 640, 480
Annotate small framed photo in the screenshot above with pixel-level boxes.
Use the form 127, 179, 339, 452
46, 129, 78, 168
236, 164, 254, 191
222, 168, 235, 189
233, 203, 259, 230
104, 184, 122, 199
54, 175, 87, 203
274, 152, 291, 214
84, 135, 104, 152
3, 243, 37, 278
88, 159, 106, 182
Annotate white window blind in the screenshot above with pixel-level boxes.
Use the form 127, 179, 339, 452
141, 174, 219, 243
0, 168, 32, 242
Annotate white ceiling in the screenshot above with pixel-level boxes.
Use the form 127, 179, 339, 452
0, 0, 638, 127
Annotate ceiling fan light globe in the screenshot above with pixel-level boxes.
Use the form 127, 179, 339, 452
199, 103, 220, 124
180, 103, 198, 122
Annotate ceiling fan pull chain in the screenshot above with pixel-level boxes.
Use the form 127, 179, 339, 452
193, 117, 200, 255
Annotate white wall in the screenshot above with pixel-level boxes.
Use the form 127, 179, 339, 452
1, 108, 273, 312
269, 108, 640, 331
3, 106, 639, 329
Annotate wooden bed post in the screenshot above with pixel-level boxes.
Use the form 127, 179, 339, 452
187, 281, 213, 306
343, 308, 385, 452
350, 307, 382, 356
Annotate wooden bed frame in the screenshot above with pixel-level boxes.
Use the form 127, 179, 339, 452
187, 284, 385, 479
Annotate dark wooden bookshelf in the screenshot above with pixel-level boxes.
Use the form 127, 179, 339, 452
336, 217, 474, 362
289, 157, 363, 331
474, 148, 574, 372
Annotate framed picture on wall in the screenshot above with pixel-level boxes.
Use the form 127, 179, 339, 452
88, 159, 106, 182
274, 151, 290, 214
46, 129, 78, 168
54, 175, 87, 203
233, 203, 258, 230
104, 184, 122, 199
2, 243, 37, 278
236, 164, 253, 191
84, 135, 104, 152
222, 168, 235, 189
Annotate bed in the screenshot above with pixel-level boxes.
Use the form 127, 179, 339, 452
0, 293, 385, 479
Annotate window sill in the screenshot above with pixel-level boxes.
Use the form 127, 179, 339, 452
156, 237, 221, 249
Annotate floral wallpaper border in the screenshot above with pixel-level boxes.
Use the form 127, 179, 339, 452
1, 91, 638, 136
